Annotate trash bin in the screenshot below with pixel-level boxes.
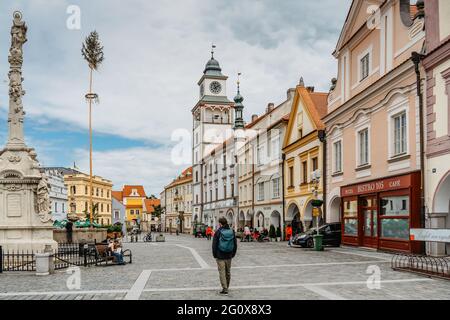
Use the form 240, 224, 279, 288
313, 234, 323, 251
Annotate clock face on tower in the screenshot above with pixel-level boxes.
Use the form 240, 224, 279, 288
209, 81, 222, 94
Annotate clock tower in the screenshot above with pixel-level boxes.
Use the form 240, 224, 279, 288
192, 47, 234, 224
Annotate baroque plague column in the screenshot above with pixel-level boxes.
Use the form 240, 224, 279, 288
0, 12, 57, 251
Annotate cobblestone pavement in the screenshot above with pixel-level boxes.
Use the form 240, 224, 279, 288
1, 234, 450, 300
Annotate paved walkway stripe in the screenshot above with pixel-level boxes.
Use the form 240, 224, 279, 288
302, 284, 347, 300
140, 278, 433, 293
0, 277, 434, 298
233, 260, 390, 269
124, 270, 152, 300
329, 249, 392, 261
176, 244, 210, 269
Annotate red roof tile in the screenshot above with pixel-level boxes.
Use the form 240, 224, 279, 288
123, 185, 146, 197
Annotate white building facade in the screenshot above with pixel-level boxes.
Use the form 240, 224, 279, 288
192, 51, 235, 226
42, 168, 68, 222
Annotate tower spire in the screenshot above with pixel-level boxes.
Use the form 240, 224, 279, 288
234, 72, 245, 129
211, 43, 216, 59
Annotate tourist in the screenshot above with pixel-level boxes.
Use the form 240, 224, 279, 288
286, 224, 293, 246
212, 217, 237, 295
112, 240, 125, 265
206, 226, 213, 240
65, 221, 73, 244
107, 238, 115, 256
243, 225, 251, 242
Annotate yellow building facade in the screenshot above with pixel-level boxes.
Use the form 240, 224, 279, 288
282, 84, 328, 234
163, 167, 193, 234
121, 186, 147, 225
65, 172, 113, 225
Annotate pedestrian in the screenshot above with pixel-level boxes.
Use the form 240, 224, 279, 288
212, 217, 237, 295
243, 225, 251, 242
286, 224, 293, 246
65, 220, 73, 244
112, 240, 125, 265
206, 226, 213, 240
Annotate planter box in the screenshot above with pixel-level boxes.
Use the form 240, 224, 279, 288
53, 228, 107, 243
156, 234, 165, 242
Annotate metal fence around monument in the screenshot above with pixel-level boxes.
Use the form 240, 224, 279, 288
1, 243, 101, 273
0, 246, 36, 272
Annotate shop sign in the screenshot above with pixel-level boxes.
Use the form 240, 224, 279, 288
312, 208, 320, 217
341, 175, 411, 197
410, 229, 450, 243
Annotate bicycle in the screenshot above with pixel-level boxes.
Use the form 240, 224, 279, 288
143, 232, 153, 242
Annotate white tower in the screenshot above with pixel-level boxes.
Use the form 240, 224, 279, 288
192, 47, 234, 224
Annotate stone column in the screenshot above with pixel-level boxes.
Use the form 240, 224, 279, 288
0, 12, 57, 252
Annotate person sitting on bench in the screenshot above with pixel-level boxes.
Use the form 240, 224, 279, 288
112, 240, 125, 265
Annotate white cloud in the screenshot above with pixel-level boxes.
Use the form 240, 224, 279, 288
73, 146, 188, 196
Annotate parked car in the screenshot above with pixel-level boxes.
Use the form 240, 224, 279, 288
292, 223, 341, 248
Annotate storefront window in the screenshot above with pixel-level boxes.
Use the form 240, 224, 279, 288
343, 199, 358, 236
380, 195, 410, 240
381, 219, 409, 239
380, 196, 409, 216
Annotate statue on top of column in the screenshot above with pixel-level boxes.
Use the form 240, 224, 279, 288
7, 11, 27, 147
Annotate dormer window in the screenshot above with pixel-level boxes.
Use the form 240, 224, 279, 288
131, 189, 139, 196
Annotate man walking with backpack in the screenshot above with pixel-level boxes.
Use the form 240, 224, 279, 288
212, 217, 237, 295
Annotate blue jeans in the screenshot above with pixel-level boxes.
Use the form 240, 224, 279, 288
113, 252, 124, 264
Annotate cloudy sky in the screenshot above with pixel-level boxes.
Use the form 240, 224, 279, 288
0, 0, 351, 196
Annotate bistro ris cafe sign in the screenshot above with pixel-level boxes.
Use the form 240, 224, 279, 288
341, 175, 411, 197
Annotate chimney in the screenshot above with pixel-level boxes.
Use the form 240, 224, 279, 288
306, 86, 315, 93
266, 103, 275, 113
251, 114, 258, 122
287, 88, 296, 100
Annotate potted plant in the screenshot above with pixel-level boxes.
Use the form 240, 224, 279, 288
269, 225, 276, 242
276, 227, 282, 242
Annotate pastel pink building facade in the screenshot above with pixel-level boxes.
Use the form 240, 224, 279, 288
423, 0, 450, 256
323, 0, 425, 253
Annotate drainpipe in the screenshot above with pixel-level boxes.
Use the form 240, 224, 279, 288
235, 154, 239, 232
318, 130, 327, 223
411, 51, 426, 253
281, 153, 286, 240
252, 148, 255, 224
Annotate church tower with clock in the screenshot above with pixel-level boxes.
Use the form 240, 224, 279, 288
192, 48, 234, 224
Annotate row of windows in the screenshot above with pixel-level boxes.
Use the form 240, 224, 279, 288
288, 156, 319, 187
332, 111, 407, 173
69, 185, 110, 198
71, 202, 110, 213
202, 184, 235, 204
257, 178, 280, 201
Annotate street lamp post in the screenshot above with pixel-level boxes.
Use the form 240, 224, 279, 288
311, 170, 324, 251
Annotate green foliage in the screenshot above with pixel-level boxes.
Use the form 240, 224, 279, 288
269, 225, 276, 238
107, 223, 122, 233
81, 30, 104, 70
153, 204, 162, 218
84, 204, 99, 222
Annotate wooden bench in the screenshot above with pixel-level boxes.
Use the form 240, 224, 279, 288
94, 244, 132, 266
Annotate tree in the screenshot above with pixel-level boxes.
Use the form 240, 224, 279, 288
81, 31, 104, 228
153, 205, 162, 218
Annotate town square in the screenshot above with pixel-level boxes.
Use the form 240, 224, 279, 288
0, 0, 450, 306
